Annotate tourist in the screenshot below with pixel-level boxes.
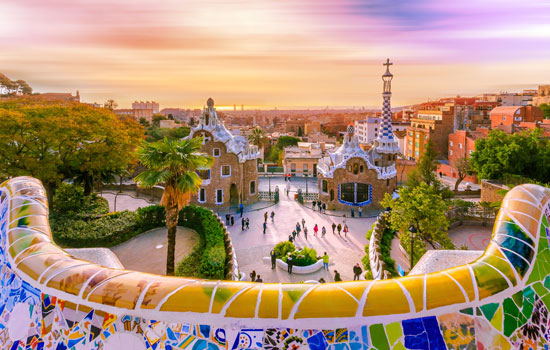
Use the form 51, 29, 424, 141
263, 222, 267, 234
287, 253, 293, 274
322, 202, 326, 213
317, 201, 321, 211
312, 200, 316, 210
334, 270, 342, 282
241, 217, 245, 231
322, 252, 329, 271
321, 226, 326, 238
239, 203, 244, 217
351, 207, 355, 218
332, 222, 336, 234
246, 218, 250, 230
439, 171, 443, 178
353, 263, 362, 280
313, 224, 319, 237
343, 214, 347, 225
358, 206, 362, 217
318, 278, 326, 283
343, 224, 349, 237
292, 230, 297, 241
270, 211, 275, 222
337, 223, 342, 236
225, 214, 230, 226
301, 218, 305, 229
250, 270, 256, 282
230, 215, 234, 226
256, 275, 263, 283
304, 226, 308, 240
286, 182, 290, 197
289, 234, 293, 243
270, 249, 277, 269
264, 211, 268, 223
295, 222, 301, 235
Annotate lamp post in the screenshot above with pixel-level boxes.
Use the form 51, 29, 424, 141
409, 225, 417, 271
304, 173, 309, 194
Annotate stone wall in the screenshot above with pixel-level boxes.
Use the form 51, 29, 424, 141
318, 157, 395, 210
2, 177, 550, 350
480, 179, 509, 203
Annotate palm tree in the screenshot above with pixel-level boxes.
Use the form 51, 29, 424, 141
134, 137, 213, 275
248, 127, 267, 161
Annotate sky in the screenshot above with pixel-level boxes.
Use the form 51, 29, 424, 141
1, 0, 550, 109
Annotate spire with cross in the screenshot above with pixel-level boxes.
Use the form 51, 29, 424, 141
375, 58, 399, 155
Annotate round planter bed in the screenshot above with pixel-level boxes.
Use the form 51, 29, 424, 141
262, 257, 323, 274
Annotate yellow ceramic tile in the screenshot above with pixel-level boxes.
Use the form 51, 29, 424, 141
338, 281, 372, 301
477, 254, 517, 287
17, 253, 72, 281
46, 264, 107, 296
281, 284, 315, 319
363, 280, 410, 316
224, 284, 261, 318
9, 214, 49, 230
38, 257, 89, 284
210, 282, 251, 314
258, 283, 280, 319
426, 273, 466, 310
87, 272, 158, 309
295, 284, 358, 318
81, 269, 132, 299
159, 281, 217, 313
9, 233, 51, 258
399, 275, 424, 312
140, 276, 197, 310
471, 261, 510, 300
502, 198, 541, 222
444, 266, 476, 302
9, 227, 47, 243
14, 242, 65, 263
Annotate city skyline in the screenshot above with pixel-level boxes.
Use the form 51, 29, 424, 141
2, 0, 550, 109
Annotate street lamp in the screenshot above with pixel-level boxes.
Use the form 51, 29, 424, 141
409, 225, 417, 270
304, 173, 309, 194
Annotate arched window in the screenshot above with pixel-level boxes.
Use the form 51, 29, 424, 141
353, 163, 359, 175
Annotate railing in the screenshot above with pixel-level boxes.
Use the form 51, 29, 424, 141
258, 190, 277, 201
2, 177, 550, 350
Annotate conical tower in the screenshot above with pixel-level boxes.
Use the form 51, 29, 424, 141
375, 58, 400, 165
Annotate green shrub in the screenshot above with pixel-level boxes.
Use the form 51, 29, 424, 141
274, 241, 296, 259
175, 241, 204, 278
53, 183, 109, 217
288, 246, 318, 266
136, 205, 165, 231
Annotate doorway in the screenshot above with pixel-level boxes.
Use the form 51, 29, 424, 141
229, 184, 239, 205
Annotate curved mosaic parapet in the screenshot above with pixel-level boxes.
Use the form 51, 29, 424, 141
2, 176, 550, 349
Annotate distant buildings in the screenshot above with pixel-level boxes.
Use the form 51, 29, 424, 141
283, 143, 324, 177
532, 85, 550, 106
35, 91, 80, 102
406, 106, 455, 161
186, 98, 260, 207
490, 105, 543, 129
317, 60, 398, 210
114, 100, 159, 123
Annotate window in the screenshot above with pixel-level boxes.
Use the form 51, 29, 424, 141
503, 116, 506, 121
291, 163, 296, 172
197, 169, 210, 180
409, 132, 413, 137
303, 164, 308, 173
450, 150, 453, 156
360, 165, 364, 173
249, 181, 256, 195
353, 163, 359, 175
216, 189, 223, 204
198, 188, 206, 203
221, 165, 231, 177
415, 142, 419, 147
213, 148, 221, 157
375, 128, 378, 131
416, 134, 420, 138
322, 180, 328, 193
425, 135, 428, 140
459, 143, 463, 149
449, 141, 453, 147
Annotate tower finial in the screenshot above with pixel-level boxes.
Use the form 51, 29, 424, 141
383, 58, 392, 68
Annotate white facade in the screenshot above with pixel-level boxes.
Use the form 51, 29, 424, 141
355, 118, 381, 144
132, 101, 160, 113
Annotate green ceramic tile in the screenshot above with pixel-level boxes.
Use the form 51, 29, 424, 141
370, 324, 389, 350
480, 303, 499, 322
460, 307, 473, 315
385, 322, 402, 346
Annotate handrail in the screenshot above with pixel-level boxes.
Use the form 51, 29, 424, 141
2, 176, 550, 330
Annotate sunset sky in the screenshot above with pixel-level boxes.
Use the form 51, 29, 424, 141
2, 0, 550, 109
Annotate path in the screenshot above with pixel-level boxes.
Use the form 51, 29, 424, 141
222, 192, 377, 283
111, 227, 199, 275
448, 225, 493, 250
101, 192, 157, 212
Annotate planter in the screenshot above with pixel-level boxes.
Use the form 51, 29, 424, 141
262, 257, 323, 274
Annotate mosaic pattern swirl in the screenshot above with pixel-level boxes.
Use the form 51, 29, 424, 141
1, 176, 550, 349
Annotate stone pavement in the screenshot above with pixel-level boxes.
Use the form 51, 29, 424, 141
101, 191, 157, 212
220, 193, 377, 283
448, 224, 492, 250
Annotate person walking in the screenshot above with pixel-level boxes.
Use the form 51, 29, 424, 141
313, 224, 319, 237
358, 206, 362, 217
270, 249, 277, 269
263, 222, 267, 234
343, 214, 347, 226
256, 275, 263, 283
287, 254, 293, 274
304, 226, 308, 240
321, 226, 326, 238
353, 263, 363, 280
286, 182, 290, 197
337, 223, 342, 236
264, 211, 268, 223
292, 230, 297, 241
295, 222, 301, 236
239, 203, 244, 218
270, 211, 275, 222
301, 218, 305, 229
317, 201, 321, 211
322, 202, 326, 213
332, 222, 336, 234
246, 218, 250, 230
230, 215, 234, 226
343, 224, 349, 237
312, 200, 316, 210
334, 270, 342, 282
351, 207, 355, 218
288, 234, 293, 243
250, 270, 256, 282
225, 214, 230, 226
241, 217, 245, 231
322, 252, 329, 271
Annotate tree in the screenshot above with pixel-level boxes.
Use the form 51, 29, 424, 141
297, 126, 303, 137
276, 136, 300, 149
0, 73, 32, 95
134, 137, 213, 275
540, 103, 550, 120
406, 140, 452, 198
0, 98, 144, 203
248, 127, 267, 161
139, 117, 150, 127
269, 146, 282, 165
470, 129, 550, 183
453, 157, 472, 190
152, 114, 167, 127
381, 183, 454, 266
104, 99, 118, 110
